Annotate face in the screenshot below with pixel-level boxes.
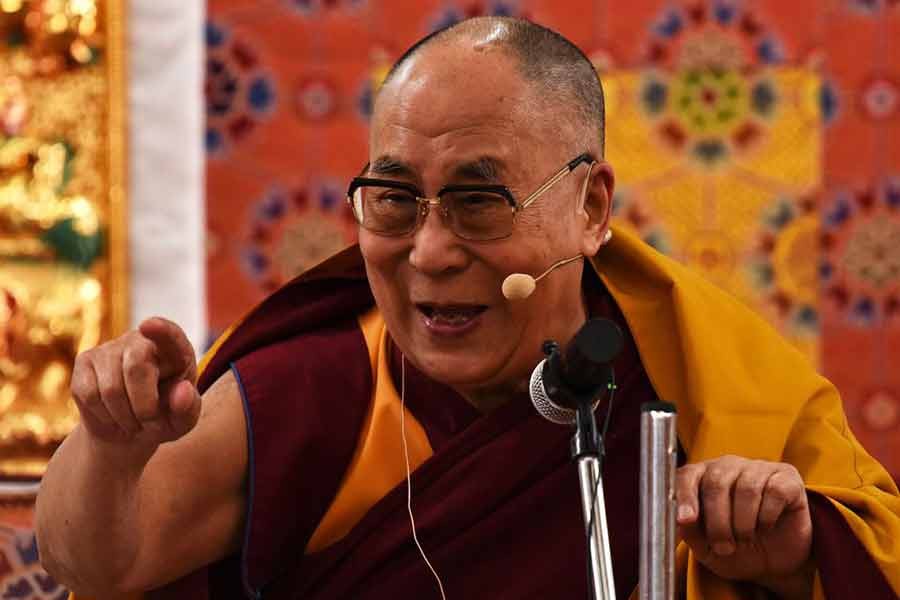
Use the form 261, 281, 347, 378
362, 40, 613, 403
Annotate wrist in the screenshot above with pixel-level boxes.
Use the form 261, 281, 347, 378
79, 425, 158, 476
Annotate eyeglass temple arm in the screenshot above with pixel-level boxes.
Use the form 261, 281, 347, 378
519, 154, 594, 211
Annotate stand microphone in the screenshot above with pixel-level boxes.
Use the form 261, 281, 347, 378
529, 319, 624, 600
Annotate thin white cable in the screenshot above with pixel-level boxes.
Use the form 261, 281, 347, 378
400, 354, 448, 600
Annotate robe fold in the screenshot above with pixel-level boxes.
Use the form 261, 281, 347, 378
71, 227, 900, 599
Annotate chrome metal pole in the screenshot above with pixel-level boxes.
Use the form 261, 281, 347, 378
639, 403, 678, 600
577, 455, 616, 600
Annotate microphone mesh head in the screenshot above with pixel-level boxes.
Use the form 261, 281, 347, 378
502, 273, 536, 300
529, 360, 577, 425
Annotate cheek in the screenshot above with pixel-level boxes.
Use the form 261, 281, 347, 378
360, 233, 409, 306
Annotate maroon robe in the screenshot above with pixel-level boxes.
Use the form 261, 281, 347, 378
148, 247, 897, 600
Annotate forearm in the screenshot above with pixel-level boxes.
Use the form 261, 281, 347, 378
36, 424, 156, 595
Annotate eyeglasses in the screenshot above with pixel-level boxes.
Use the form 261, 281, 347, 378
346, 153, 595, 241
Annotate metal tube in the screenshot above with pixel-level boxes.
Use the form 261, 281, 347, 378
577, 455, 617, 600
639, 403, 677, 600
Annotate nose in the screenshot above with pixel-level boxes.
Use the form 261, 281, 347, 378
408, 202, 469, 276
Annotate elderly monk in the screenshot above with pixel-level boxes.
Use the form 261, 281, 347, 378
36, 17, 899, 600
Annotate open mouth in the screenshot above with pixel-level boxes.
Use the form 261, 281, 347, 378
416, 303, 488, 327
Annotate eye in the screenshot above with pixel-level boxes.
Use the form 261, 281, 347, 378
373, 189, 417, 205
460, 193, 493, 205
454, 191, 508, 211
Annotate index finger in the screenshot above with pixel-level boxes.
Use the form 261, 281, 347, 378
138, 317, 197, 382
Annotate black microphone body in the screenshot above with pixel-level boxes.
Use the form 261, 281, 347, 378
540, 318, 624, 410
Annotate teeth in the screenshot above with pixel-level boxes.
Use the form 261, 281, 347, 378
431, 309, 475, 324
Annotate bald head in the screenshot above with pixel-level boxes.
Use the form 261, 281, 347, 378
377, 17, 605, 157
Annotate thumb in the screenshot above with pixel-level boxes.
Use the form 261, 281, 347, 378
163, 379, 202, 439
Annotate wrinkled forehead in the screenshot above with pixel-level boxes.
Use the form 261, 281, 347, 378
368, 45, 554, 178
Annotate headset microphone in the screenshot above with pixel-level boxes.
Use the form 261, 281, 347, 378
501, 230, 612, 301
502, 254, 584, 300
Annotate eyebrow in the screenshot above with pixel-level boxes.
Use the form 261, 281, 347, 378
366, 155, 507, 185
369, 156, 416, 179
450, 157, 506, 184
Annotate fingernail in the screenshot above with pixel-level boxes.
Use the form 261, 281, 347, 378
677, 505, 694, 521
712, 542, 735, 556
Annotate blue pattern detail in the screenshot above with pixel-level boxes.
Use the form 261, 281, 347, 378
206, 21, 227, 48
319, 185, 341, 210
853, 297, 876, 323
34, 573, 59, 594
796, 305, 818, 327
241, 248, 270, 276
257, 190, 287, 221
820, 80, 839, 124
752, 81, 777, 115
248, 77, 275, 111
357, 80, 374, 120
756, 37, 783, 64
824, 195, 852, 227
15, 536, 37, 565
819, 261, 834, 282
491, 1, 516, 17
642, 79, 668, 113
3, 577, 34, 598
654, 9, 683, 38
433, 8, 463, 31
713, 0, 738, 25
206, 128, 224, 153
885, 179, 900, 208
766, 200, 794, 229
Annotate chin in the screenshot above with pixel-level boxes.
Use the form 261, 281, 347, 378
408, 345, 507, 389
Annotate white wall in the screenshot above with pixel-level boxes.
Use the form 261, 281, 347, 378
128, 0, 206, 351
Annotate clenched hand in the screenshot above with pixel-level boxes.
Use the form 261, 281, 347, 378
676, 455, 813, 588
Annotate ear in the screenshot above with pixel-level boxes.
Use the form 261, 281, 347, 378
578, 161, 615, 257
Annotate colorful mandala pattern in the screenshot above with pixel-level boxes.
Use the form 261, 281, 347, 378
240, 183, 357, 293
641, 69, 778, 167
636, 2, 791, 169
200, 0, 900, 479
205, 21, 277, 156
610, 188, 672, 256
646, 2, 785, 68
821, 179, 900, 325
750, 195, 820, 336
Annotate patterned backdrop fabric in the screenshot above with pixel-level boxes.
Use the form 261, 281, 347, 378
205, 0, 900, 480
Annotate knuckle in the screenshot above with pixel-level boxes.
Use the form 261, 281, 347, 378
735, 474, 766, 497
70, 376, 96, 405
702, 468, 730, 492
764, 482, 791, 504
95, 375, 121, 403
784, 463, 802, 480
123, 351, 151, 380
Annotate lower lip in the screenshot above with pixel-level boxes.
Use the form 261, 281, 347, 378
420, 309, 485, 337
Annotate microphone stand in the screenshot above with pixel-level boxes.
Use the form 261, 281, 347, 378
572, 397, 617, 600
541, 340, 616, 600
